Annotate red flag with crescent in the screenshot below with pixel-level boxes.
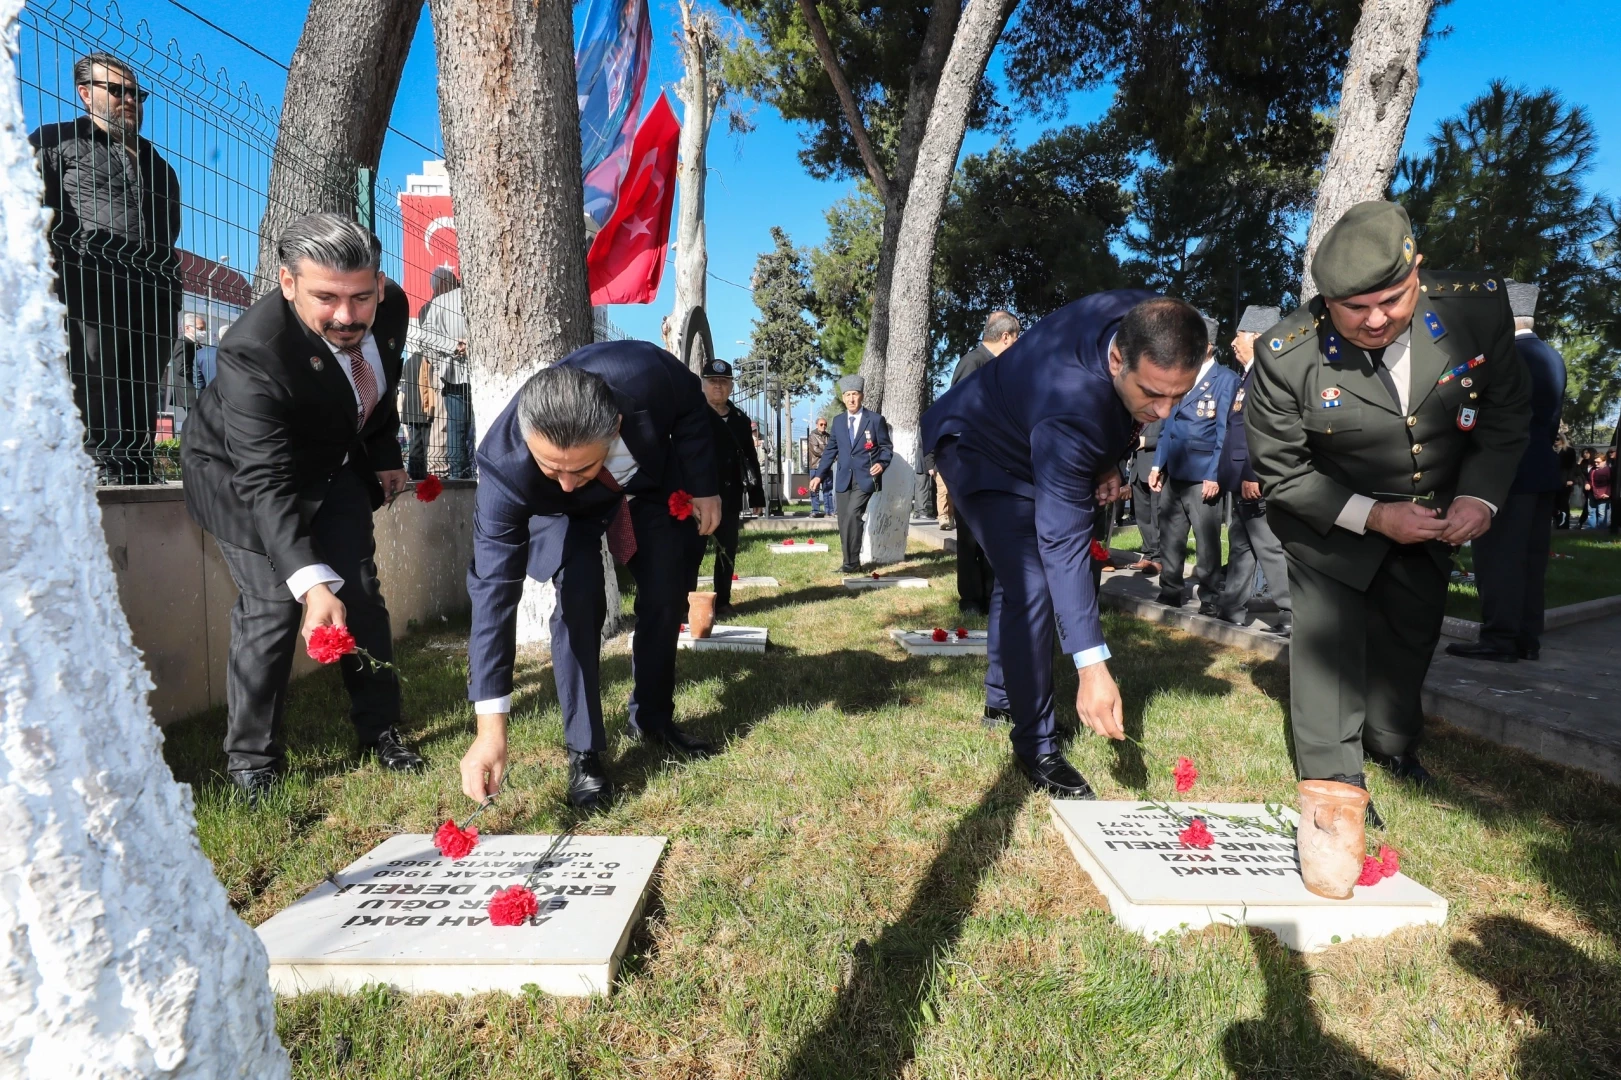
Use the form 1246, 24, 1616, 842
587, 94, 680, 305
398, 194, 459, 316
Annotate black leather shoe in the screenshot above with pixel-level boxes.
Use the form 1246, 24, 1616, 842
1197, 601, 1220, 617
1445, 641, 1518, 663
368, 728, 425, 772
1155, 592, 1183, 608
229, 767, 279, 804
630, 723, 717, 758
1366, 749, 1433, 787
1325, 771, 1383, 828
567, 750, 614, 810
981, 705, 1012, 728
958, 600, 988, 617
1518, 644, 1540, 661
840, 564, 860, 574
1017, 752, 1096, 798
1272, 617, 1292, 638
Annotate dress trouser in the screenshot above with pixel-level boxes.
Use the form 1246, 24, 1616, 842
1215, 500, 1292, 622
1286, 544, 1446, 779
710, 491, 743, 607
215, 465, 398, 773
955, 513, 996, 607
1473, 491, 1555, 653
1157, 478, 1224, 602
836, 485, 874, 567
1131, 477, 1160, 561
549, 495, 702, 753
934, 472, 953, 524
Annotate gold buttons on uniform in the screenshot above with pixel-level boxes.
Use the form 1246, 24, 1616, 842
1413, 471, 1423, 482
1470, 392, 1479, 400
1406, 416, 1418, 427
1411, 444, 1423, 454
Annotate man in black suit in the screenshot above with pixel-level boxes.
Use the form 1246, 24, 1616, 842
946, 311, 1020, 613
182, 213, 422, 799
701, 358, 765, 614
457, 344, 721, 811
809, 374, 893, 572
1447, 280, 1566, 662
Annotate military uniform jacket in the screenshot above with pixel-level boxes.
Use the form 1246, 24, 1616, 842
1153, 361, 1240, 484
1245, 270, 1530, 591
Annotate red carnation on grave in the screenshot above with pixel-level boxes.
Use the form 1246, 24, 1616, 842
306, 625, 356, 665
797, 486, 808, 496
931, 628, 948, 642
487, 884, 539, 926
1172, 756, 1199, 794
732, 573, 740, 581
433, 819, 478, 860
955, 627, 968, 639
1358, 845, 1401, 887
871, 571, 881, 579
783, 538, 795, 546
1090, 539, 1110, 563
1179, 818, 1215, 849
668, 490, 694, 520
680, 623, 687, 633
414, 474, 443, 503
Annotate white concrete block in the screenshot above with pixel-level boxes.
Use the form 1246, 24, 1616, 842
843, 576, 929, 590
769, 542, 829, 553
889, 628, 988, 655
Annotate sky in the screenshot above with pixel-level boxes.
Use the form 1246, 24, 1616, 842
20, 0, 1621, 435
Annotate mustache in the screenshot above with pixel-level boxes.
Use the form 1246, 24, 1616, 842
322, 320, 367, 334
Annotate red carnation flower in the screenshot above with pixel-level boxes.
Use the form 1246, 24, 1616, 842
668, 490, 694, 520
797, 486, 808, 496
871, 571, 881, 579
433, 819, 478, 860
1090, 539, 1110, 563
931, 628, 948, 642
306, 625, 356, 665
414, 474, 444, 503
732, 573, 740, 581
1179, 819, 1215, 849
1358, 845, 1401, 886
783, 538, 795, 546
864, 440, 875, 450
1172, 756, 1199, 794
487, 884, 539, 926
679, 623, 687, 633
955, 627, 968, 639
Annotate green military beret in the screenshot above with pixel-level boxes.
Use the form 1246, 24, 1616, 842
1311, 201, 1419, 299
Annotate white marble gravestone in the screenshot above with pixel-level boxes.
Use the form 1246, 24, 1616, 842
770, 541, 829, 553
890, 628, 988, 655
844, 576, 929, 590
256, 834, 665, 997
1050, 802, 1446, 952
731, 576, 780, 588
678, 626, 768, 653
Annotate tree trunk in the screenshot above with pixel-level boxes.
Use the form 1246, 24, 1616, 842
863, 0, 1017, 564
430, 0, 606, 644
0, 4, 289, 1073
1299, 0, 1434, 302
670, 0, 714, 371
253, 0, 425, 294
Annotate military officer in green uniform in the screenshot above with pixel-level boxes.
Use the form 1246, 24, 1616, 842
1246, 201, 1530, 824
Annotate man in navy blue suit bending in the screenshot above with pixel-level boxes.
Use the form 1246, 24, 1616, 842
458, 342, 719, 810
921, 293, 1207, 796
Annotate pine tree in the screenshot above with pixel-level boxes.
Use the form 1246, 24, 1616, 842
741, 227, 828, 402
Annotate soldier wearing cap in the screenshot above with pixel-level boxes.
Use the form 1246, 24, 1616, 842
809, 374, 893, 572
1246, 200, 1530, 824
701, 358, 766, 613
1214, 304, 1292, 634
1446, 280, 1565, 663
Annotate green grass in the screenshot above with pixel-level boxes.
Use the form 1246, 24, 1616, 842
1448, 530, 1621, 621
162, 530, 1621, 1078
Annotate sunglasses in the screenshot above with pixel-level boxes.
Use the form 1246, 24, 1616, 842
81, 80, 149, 103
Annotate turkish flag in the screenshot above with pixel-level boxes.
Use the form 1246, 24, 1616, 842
587, 94, 680, 305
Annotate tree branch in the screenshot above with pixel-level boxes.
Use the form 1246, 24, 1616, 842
795, 0, 892, 203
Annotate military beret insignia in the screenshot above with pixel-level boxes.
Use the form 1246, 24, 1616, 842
310, 355, 325, 371
1402, 235, 1415, 263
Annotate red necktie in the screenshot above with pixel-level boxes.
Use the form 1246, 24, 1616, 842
595, 469, 637, 565
341, 344, 378, 429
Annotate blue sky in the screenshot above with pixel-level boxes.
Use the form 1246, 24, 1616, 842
28, 0, 1621, 430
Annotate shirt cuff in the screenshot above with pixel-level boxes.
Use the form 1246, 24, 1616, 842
1072, 643, 1112, 669
286, 564, 344, 603
1454, 495, 1498, 516
1334, 494, 1377, 535
474, 695, 512, 715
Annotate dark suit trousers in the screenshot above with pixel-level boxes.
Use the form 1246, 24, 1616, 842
1215, 500, 1291, 622
1157, 479, 1223, 602
955, 514, 995, 606
710, 491, 743, 607
836, 486, 873, 567
1131, 477, 1160, 562
215, 466, 398, 772
1286, 545, 1444, 779
1474, 491, 1555, 653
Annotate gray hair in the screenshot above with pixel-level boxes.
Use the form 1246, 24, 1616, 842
517, 365, 621, 447
277, 212, 382, 275
983, 310, 1020, 342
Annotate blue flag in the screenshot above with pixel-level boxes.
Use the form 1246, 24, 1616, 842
576, 0, 652, 206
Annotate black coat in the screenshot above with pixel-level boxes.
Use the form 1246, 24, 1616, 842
1511, 332, 1566, 494
711, 403, 765, 508
182, 282, 408, 576
951, 343, 996, 387
1217, 365, 1260, 494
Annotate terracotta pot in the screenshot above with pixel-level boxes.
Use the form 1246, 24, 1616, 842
687, 591, 717, 639
1295, 780, 1370, 899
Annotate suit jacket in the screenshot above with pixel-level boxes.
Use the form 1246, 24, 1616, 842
1511, 331, 1566, 494
1245, 270, 1530, 591
921, 289, 1157, 655
713, 403, 766, 507
1154, 359, 1240, 485
1218, 364, 1261, 494
466, 341, 717, 701
951, 343, 996, 387
814, 408, 893, 493
181, 281, 407, 577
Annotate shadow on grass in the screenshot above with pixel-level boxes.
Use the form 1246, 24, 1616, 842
779, 763, 1033, 1080
1221, 927, 1403, 1079
1103, 615, 1235, 792
1247, 657, 1297, 768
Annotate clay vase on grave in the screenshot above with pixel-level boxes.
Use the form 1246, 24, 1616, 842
1295, 780, 1370, 899
687, 591, 717, 638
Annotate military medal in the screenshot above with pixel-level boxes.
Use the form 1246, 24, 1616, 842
1457, 406, 1477, 431
310, 355, 325, 371
1460, 377, 1473, 388
1320, 388, 1342, 409
1436, 354, 1486, 386
1232, 390, 1245, 411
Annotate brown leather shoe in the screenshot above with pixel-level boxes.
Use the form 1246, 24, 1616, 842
1128, 560, 1161, 574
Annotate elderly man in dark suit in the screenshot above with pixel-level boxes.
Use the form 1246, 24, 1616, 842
182, 213, 421, 799
458, 343, 720, 811
1447, 280, 1566, 663
945, 311, 1020, 613
922, 292, 1207, 795
809, 374, 893, 572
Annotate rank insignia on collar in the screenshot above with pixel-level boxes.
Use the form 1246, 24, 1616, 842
310, 355, 325, 371
1323, 333, 1341, 361
1485, 278, 1499, 292
1423, 311, 1446, 340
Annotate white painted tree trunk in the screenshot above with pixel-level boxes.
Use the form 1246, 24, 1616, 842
669, 0, 712, 370
864, 0, 1016, 565
1299, 0, 1434, 302
0, 4, 289, 1074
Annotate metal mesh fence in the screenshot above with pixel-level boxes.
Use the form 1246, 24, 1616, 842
16, 0, 628, 485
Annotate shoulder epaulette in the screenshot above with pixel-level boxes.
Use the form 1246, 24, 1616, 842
1419, 269, 1503, 299
1259, 310, 1322, 359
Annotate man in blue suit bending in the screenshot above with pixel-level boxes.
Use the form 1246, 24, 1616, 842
458, 342, 720, 810
921, 292, 1208, 795
809, 374, 894, 572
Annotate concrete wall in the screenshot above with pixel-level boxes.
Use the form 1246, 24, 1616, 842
98, 483, 475, 726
